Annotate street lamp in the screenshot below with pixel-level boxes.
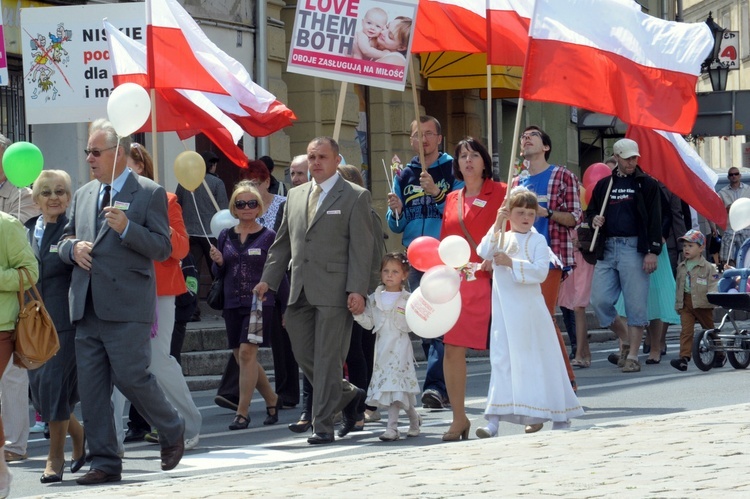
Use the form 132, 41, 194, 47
701, 12, 729, 91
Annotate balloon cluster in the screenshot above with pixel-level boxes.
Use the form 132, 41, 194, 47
404, 235, 471, 338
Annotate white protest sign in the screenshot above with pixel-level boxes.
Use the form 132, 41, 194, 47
287, 0, 418, 91
21, 3, 145, 124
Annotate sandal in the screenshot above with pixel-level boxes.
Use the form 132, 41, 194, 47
229, 414, 250, 430
571, 358, 590, 368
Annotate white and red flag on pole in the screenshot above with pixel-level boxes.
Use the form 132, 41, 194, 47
411, 0, 532, 67
521, 0, 713, 134
105, 19, 251, 166
626, 125, 727, 229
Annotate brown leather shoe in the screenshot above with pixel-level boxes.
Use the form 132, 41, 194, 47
160, 433, 185, 471
75, 469, 122, 485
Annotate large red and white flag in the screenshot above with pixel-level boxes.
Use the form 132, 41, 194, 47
626, 125, 727, 229
105, 19, 249, 166
147, 0, 295, 136
522, 0, 713, 134
412, 0, 532, 67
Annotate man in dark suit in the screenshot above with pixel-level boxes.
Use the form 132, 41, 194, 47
255, 137, 373, 444
59, 119, 185, 484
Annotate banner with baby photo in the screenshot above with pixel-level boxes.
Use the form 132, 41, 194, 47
287, 0, 418, 91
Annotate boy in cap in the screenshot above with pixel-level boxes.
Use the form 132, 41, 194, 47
671, 229, 721, 371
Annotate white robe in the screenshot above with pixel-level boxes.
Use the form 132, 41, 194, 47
354, 286, 420, 409
477, 228, 584, 425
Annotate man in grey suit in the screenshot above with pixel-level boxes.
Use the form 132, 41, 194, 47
59, 119, 185, 484
255, 137, 373, 444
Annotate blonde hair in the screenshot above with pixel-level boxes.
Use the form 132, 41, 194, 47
32, 169, 72, 201
507, 186, 538, 211
229, 180, 265, 218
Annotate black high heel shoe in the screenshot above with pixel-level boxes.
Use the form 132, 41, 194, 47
264, 396, 283, 425
288, 419, 312, 433
70, 432, 86, 474
40, 461, 65, 484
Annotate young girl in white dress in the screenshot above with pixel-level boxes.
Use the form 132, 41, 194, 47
476, 188, 584, 437
354, 252, 421, 441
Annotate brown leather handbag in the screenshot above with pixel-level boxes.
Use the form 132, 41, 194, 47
13, 268, 59, 369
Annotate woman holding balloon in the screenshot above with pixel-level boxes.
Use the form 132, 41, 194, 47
438, 137, 506, 441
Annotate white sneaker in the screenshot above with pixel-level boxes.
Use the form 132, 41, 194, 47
29, 421, 46, 433
407, 414, 422, 437
184, 435, 200, 451
0, 470, 12, 499
475, 426, 497, 439
379, 428, 400, 441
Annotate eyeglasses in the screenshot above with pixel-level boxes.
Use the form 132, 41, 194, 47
728, 172, 740, 177
410, 131, 438, 140
39, 188, 67, 198
234, 200, 259, 209
84, 146, 117, 157
519, 131, 542, 141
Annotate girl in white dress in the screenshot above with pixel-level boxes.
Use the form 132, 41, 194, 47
354, 252, 421, 441
476, 188, 584, 437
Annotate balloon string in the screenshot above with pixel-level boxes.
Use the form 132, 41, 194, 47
192, 190, 212, 245
16, 189, 21, 220
110, 138, 120, 207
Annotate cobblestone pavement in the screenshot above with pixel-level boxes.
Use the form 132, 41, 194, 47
29, 403, 750, 498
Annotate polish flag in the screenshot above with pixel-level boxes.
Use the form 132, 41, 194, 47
486, 0, 532, 67
522, 0, 713, 134
105, 20, 249, 166
626, 125, 727, 229
412, 0, 532, 67
147, 0, 295, 134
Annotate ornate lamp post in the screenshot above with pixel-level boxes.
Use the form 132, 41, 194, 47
701, 12, 729, 91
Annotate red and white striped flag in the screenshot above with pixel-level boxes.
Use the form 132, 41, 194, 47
522, 0, 713, 134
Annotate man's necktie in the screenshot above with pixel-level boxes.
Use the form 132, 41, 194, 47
100, 185, 111, 213
307, 185, 322, 226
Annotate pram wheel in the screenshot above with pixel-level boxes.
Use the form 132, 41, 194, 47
727, 330, 750, 369
692, 329, 716, 372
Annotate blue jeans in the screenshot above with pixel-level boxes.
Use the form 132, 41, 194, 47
408, 267, 447, 399
590, 237, 650, 328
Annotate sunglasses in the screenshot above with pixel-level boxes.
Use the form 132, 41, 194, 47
39, 188, 67, 198
728, 172, 740, 177
234, 199, 259, 209
84, 145, 117, 157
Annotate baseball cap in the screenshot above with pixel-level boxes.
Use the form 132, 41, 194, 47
613, 138, 640, 159
678, 229, 705, 247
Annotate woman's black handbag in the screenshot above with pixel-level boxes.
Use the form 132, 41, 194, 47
206, 276, 224, 310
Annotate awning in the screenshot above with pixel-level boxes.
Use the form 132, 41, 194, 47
419, 51, 522, 95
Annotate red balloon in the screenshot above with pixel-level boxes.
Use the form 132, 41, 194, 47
582, 163, 611, 188
407, 236, 443, 272
585, 185, 593, 205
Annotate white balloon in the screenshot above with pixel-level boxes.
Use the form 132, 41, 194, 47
420, 265, 461, 304
439, 235, 471, 268
405, 287, 461, 339
210, 209, 238, 237
107, 83, 151, 136
729, 197, 750, 231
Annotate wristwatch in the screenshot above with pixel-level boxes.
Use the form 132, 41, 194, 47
546, 208, 553, 219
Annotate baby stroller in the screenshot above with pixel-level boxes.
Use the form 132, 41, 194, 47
696, 238, 750, 371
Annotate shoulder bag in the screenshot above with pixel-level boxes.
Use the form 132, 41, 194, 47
13, 268, 59, 369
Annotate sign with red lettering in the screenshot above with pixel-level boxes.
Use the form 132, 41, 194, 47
718, 31, 740, 70
0, 10, 8, 87
287, 0, 418, 91
21, 3, 145, 124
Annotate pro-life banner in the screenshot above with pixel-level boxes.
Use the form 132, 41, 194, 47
21, 3, 145, 124
287, 0, 418, 91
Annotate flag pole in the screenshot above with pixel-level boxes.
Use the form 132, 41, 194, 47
486, 64, 493, 160
589, 177, 614, 252
150, 89, 159, 184
332, 81, 347, 143
408, 56, 426, 172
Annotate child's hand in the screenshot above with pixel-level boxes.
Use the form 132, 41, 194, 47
493, 250, 511, 267
480, 259, 493, 273
494, 207, 509, 231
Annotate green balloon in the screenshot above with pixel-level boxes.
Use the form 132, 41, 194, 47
3, 142, 44, 187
